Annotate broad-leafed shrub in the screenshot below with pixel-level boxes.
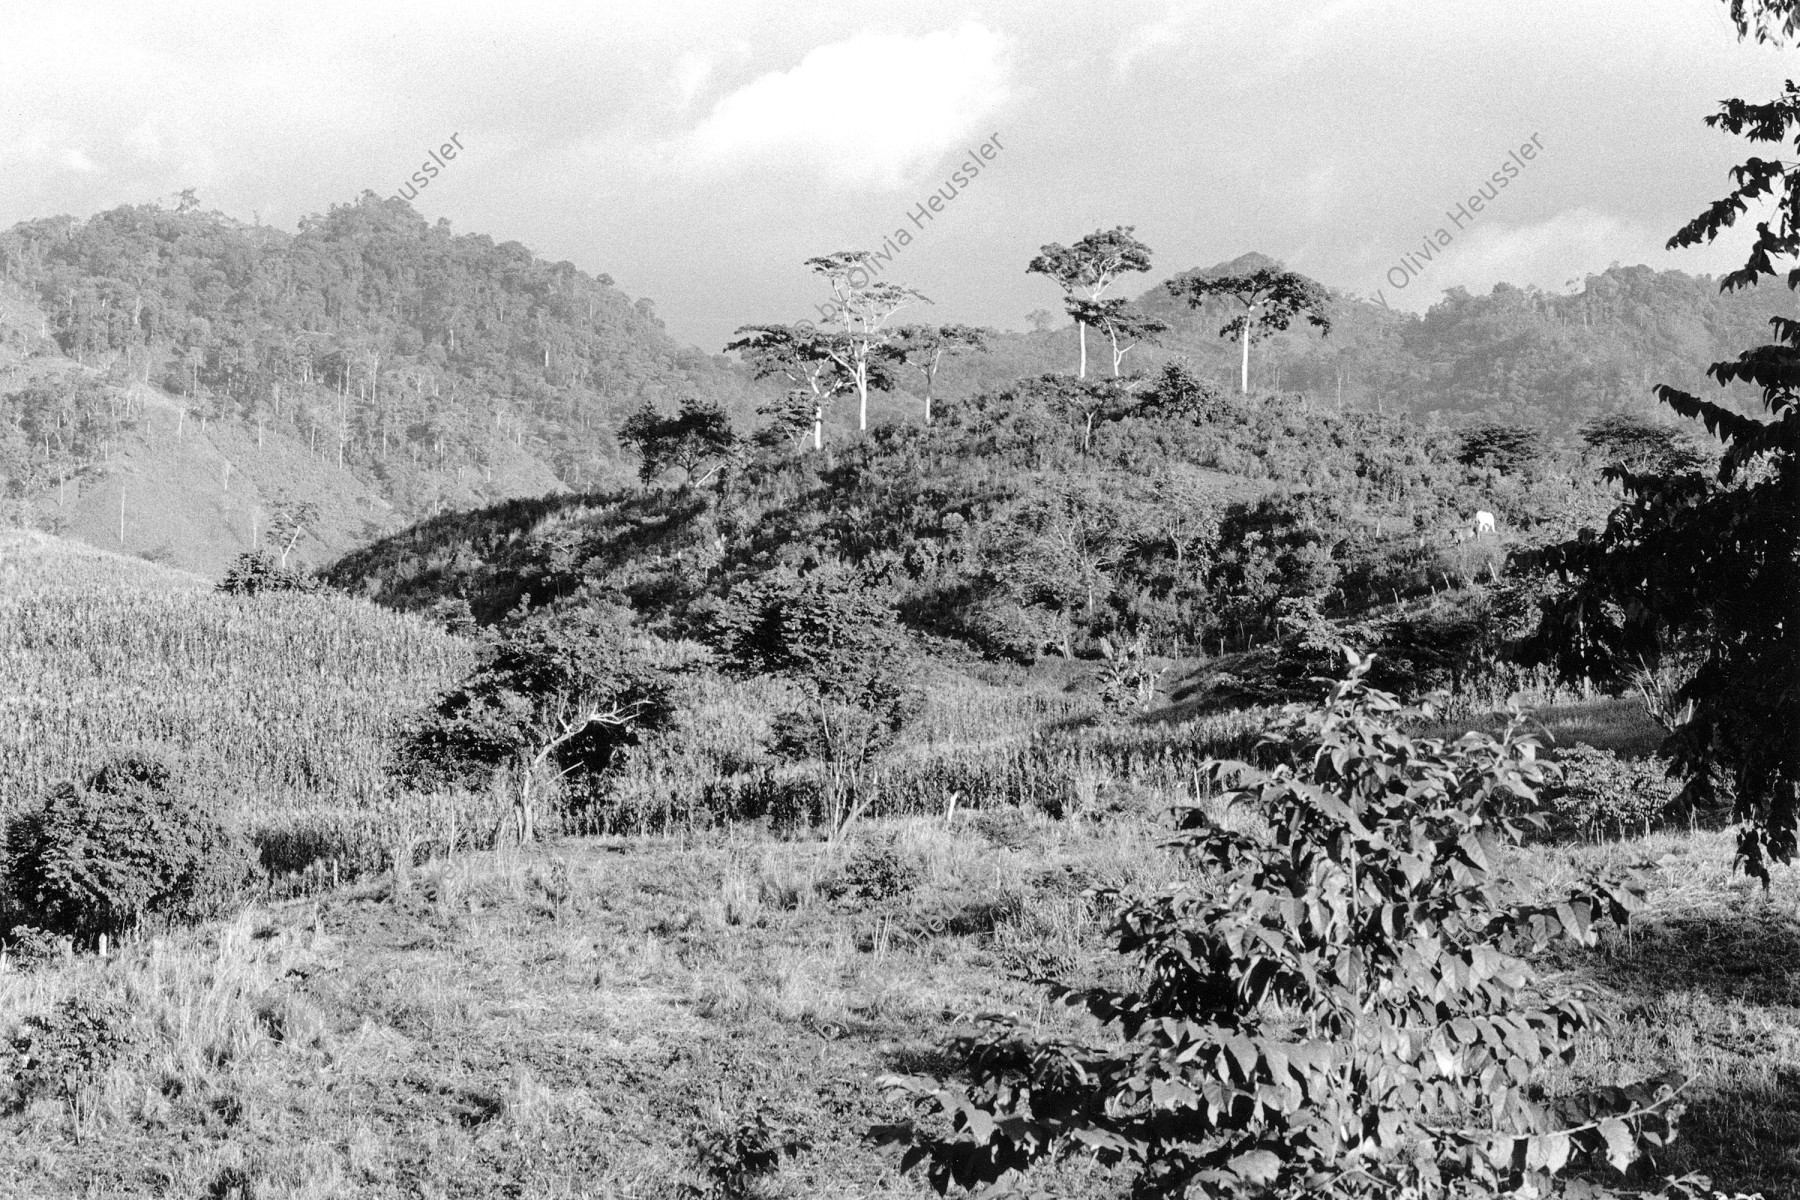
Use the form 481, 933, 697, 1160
5, 996, 131, 1111
879, 657, 1701, 1199
3, 753, 255, 943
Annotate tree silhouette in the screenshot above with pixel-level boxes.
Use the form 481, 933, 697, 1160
618, 397, 739, 487
1067, 297, 1167, 377
1524, 12, 1800, 881
726, 323, 851, 452
1027, 226, 1153, 379
880, 323, 990, 423
1166, 267, 1332, 394
806, 251, 922, 432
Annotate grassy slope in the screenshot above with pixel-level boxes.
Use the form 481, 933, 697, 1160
0, 530, 472, 863
28, 382, 567, 580
1, 817, 1793, 1199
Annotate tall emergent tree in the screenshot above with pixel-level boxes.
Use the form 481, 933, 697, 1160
808, 251, 923, 432
1166, 267, 1332, 394
881, 324, 990, 423
1523, 16, 1800, 883
726, 323, 849, 451
1027, 226, 1154, 379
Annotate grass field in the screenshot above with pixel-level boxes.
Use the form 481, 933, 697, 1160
1, 814, 1793, 1199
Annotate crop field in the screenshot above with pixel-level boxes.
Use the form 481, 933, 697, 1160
0, 532, 475, 874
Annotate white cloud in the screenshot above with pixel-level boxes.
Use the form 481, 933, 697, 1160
680, 22, 1009, 189
1114, 7, 1189, 73
60, 147, 97, 172
1374, 206, 1759, 309
673, 52, 713, 107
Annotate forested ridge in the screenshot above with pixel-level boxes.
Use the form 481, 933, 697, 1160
0, 192, 1784, 549
0, 192, 760, 541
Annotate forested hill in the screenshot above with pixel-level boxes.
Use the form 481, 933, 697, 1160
0, 193, 762, 573
950, 254, 1785, 429
0, 190, 1785, 575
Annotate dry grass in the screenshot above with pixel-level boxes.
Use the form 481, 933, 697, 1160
2, 808, 1789, 1198
0, 811, 1181, 1199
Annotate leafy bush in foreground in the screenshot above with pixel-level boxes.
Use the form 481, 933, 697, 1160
3, 754, 254, 943
881, 657, 1696, 1198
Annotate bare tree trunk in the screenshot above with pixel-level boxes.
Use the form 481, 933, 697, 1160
514, 762, 536, 844
1077, 321, 1088, 379
1239, 323, 1252, 394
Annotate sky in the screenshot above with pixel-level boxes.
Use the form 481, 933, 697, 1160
1, 0, 1794, 351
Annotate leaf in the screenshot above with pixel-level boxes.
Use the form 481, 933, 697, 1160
1598, 1117, 1637, 1173
1227, 1148, 1282, 1184
1526, 1131, 1572, 1173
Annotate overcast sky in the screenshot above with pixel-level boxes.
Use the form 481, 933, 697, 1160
1, 0, 1792, 349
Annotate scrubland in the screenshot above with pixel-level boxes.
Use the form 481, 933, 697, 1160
2, 531, 1794, 1198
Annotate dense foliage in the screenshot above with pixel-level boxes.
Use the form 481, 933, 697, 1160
3, 753, 253, 942
0, 194, 758, 517
397, 605, 681, 840
1524, 61, 1800, 883
713, 569, 922, 831
216, 549, 320, 595
881, 661, 1685, 1198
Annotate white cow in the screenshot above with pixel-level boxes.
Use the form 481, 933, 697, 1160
1474, 510, 1497, 537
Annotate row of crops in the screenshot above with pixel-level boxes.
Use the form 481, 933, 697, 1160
0, 532, 472, 872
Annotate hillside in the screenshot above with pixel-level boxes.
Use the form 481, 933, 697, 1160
0, 196, 768, 574
0, 189, 1781, 579
931, 256, 1782, 431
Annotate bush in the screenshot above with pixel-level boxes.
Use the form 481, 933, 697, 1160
3, 753, 255, 943
1547, 745, 1683, 839
217, 550, 318, 595
824, 836, 922, 904
679, 1105, 811, 1199
6, 996, 131, 1111
880, 657, 1690, 1199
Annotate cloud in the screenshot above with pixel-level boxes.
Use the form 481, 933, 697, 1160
1373, 207, 1758, 308
680, 22, 1008, 189
1114, 7, 1189, 73
673, 52, 714, 107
